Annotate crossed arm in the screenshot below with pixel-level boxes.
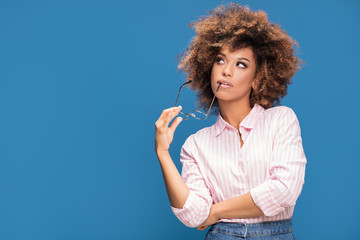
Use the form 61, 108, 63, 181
196, 192, 264, 230
157, 149, 264, 230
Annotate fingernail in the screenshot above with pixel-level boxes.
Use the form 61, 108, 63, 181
178, 117, 183, 120
178, 105, 182, 108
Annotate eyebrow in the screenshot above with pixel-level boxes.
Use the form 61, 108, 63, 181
218, 53, 251, 63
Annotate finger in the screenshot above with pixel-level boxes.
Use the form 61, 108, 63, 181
197, 226, 207, 231
169, 116, 182, 133
156, 107, 178, 127
170, 106, 183, 120
156, 110, 170, 126
159, 107, 174, 121
164, 106, 182, 125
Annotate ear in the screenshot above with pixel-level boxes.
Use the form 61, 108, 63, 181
251, 80, 256, 90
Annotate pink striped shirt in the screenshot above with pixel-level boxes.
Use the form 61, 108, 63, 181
171, 104, 306, 228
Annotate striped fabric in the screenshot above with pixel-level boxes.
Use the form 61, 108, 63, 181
171, 104, 307, 228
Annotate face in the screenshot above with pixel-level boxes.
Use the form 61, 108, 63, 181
211, 46, 257, 105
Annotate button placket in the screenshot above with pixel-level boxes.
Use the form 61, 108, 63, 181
235, 128, 248, 193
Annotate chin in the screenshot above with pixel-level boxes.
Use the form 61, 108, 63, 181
217, 93, 250, 104
215, 94, 235, 102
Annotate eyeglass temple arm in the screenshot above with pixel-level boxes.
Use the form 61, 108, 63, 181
174, 80, 192, 107
205, 83, 221, 116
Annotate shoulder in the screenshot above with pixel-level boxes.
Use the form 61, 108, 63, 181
263, 105, 302, 138
263, 105, 299, 122
261, 105, 301, 133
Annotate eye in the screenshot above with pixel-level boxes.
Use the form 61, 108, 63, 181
236, 61, 247, 68
215, 57, 225, 64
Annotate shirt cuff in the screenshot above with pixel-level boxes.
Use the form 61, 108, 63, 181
170, 192, 192, 214
250, 181, 286, 217
170, 191, 211, 228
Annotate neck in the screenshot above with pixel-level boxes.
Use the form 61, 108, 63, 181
218, 99, 252, 131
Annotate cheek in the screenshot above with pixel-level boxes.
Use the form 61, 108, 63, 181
235, 71, 255, 85
210, 66, 218, 87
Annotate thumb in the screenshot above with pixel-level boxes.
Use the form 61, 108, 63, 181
169, 117, 182, 133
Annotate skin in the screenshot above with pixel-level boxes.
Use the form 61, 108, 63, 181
211, 46, 256, 133
155, 107, 190, 209
155, 46, 264, 232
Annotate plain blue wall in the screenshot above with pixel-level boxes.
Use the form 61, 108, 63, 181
0, 0, 359, 239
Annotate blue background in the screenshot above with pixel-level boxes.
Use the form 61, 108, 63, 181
0, 0, 359, 239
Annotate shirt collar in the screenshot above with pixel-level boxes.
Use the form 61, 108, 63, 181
215, 104, 265, 137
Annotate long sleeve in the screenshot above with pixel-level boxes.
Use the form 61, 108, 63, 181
170, 136, 213, 228
250, 107, 307, 217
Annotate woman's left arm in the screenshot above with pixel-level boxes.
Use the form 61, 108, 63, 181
197, 192, 263, 230
197, 107, 307, 230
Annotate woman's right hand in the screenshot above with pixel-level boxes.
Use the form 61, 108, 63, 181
155, 106, 183, 154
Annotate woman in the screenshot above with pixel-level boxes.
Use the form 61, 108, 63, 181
155, 3, 306, 239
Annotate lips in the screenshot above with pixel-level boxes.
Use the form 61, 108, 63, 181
217, 79, 233, 87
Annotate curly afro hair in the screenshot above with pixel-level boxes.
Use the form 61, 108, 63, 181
178, 3, 303, 113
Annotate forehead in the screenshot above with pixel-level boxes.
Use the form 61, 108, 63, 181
219, 46, 255, 60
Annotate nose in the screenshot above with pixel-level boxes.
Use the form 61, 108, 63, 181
222, 64, 232, 77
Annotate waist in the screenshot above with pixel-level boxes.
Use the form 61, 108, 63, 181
209, 219, 293, 237
215, 207, 295, 224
